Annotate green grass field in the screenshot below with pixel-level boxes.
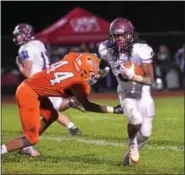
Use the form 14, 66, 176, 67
1, 97, 184, 174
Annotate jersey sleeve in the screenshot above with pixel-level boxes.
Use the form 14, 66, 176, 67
18, 45, 35, 62
134, 44, 154, 64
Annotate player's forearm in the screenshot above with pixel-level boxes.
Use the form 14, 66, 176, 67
16, 57, 32, 78
18, 66, 30, 78
132, 75, 153, 85
83, 102, 123, 114
83, 102, 110, 113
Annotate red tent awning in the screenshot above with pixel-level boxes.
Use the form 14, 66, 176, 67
36, 7, 110, 44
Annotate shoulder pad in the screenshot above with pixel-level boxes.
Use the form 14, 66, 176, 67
133, 43, 154, 60
18, 43, 34, 60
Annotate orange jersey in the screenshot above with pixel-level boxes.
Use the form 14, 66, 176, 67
25, 52, 90, 98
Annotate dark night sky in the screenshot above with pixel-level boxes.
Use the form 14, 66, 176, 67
1, 1, 185, 36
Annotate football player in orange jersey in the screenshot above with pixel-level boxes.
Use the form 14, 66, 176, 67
13, 23, 84, 157
1, 52, 123, 155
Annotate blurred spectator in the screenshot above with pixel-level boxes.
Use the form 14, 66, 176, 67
69, 45, 81, 52
50, 46, 69, 64
88, 43, 98, 54
1, 67, 21, 94
50, 46, 61, 63
58, 46, 69, 57
155, 44, 171, 90
175, 44, 184, 73
156, 44, 171, 62
80, 43, 89, 52
175, 44, 184, 89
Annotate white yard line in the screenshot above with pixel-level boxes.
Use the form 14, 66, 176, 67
74, 115, 180, 121
41, 136, 183, 151
156, 117, 179, 120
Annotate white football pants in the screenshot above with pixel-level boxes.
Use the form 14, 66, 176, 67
118, 90, 155, 137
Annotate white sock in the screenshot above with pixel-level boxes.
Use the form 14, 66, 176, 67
1, 144, 8, 155
66, 122, 75, 129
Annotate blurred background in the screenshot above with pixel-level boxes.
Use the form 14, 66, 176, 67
1, 1, 184, 95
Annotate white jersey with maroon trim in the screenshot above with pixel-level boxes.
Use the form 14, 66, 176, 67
18, 40, 50, 76
99, 40, 154, 93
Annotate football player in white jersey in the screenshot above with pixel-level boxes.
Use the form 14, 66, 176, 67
99, 18, 155, 166
13, 23, 83, 156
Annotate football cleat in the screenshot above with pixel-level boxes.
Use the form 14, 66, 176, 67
18, 146, 40, 157
69, 126, 81, 136
122, 150, 131, 166
128, 145, 140, 163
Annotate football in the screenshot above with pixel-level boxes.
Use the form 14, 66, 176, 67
123, 62, 144, 76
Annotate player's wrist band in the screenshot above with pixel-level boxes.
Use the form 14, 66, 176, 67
132, 75, 143, 82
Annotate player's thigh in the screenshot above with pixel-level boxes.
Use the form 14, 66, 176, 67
138, 92, 155, 136
119, 92, 142, 124
40, 97, 58, 122
139, 92, 155, 118
16, 82, 40, 137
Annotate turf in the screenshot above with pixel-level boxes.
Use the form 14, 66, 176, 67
1, 97, 184, 174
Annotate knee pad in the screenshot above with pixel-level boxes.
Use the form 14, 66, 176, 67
140, 119, 153, 137
141, 128, 152, 138
125, 106, 142, 125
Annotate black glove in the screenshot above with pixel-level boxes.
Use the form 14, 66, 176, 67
113, 105, 124, 114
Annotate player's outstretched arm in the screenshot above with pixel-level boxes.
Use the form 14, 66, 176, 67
139, 63, 154, 85
71, 84, 123, 114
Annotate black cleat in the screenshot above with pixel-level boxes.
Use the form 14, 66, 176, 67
122, 151, 131, 166
69, 126, 81, 136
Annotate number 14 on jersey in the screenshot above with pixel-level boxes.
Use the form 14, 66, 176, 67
47, 61, 74, 86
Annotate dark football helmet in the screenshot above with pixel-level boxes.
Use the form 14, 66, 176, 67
13, 23, 35, 46
109, 18, 134, 53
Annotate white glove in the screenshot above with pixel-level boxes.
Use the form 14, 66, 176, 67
99, 67, 110, 78
120, 63, 135, 80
